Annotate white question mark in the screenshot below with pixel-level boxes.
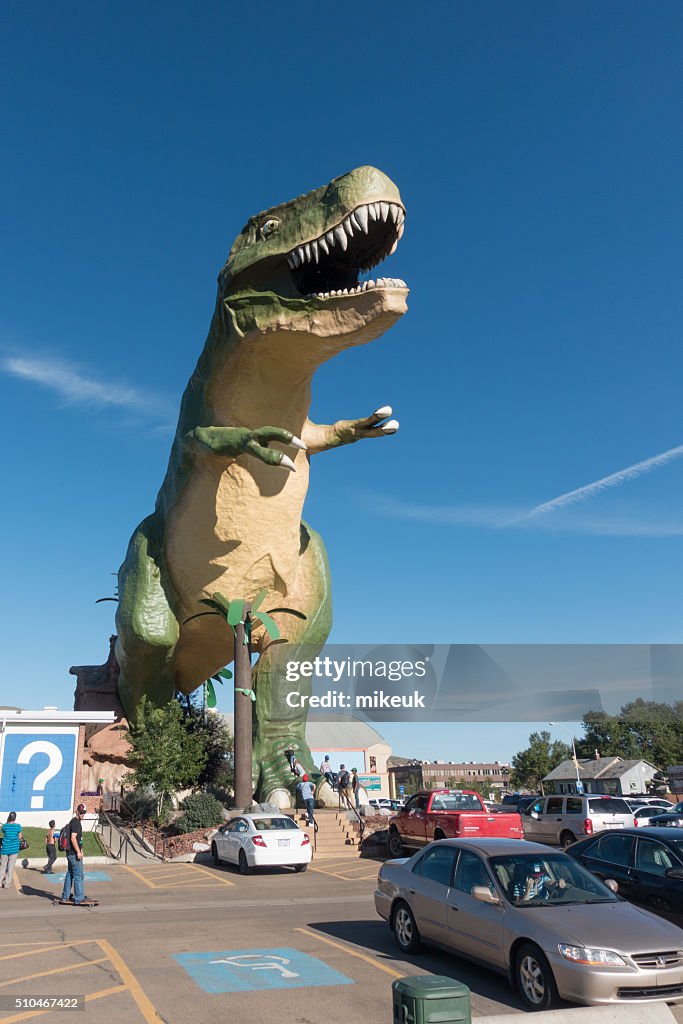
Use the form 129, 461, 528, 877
17, 742, 63, 808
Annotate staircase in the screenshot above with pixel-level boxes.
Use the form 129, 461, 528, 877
288, 808, 361, 862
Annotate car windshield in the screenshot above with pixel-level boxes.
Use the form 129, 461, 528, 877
431, 793, 482, 811
673, 803, 683, 813
251, 818, 298, 831
489, 853, 620, 907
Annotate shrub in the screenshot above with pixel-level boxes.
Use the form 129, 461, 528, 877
175, 792, 225, 833
120, 789, 174, 827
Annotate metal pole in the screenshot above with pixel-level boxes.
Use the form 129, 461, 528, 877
549, 722, 581, 790
233, 606, 253, 810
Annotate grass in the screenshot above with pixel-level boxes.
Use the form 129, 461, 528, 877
16, 827, 107, 858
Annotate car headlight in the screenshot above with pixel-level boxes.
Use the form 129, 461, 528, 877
558, 945, 626, 967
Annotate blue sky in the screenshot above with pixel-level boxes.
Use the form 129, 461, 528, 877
2, 3, 682, 763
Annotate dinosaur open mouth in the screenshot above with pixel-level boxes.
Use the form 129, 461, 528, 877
287, 201, 406, 299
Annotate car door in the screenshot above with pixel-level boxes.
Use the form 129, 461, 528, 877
215, 819, 239, 862
444, 849, 505, 968
407, 845, 458, 942
630, 836, 682, 912
402, 795, 429, 845
574, 832, 635, 896
522, 798, 546, 841
222, 818, 249, 863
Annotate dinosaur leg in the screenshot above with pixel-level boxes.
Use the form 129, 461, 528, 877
115, 515, 180, 728
251, 520, 332, 806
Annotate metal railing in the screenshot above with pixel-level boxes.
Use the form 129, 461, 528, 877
338, 787, 366, 846
98, 807, 138, 864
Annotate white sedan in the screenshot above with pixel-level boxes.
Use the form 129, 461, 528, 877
211, 814, 311, 874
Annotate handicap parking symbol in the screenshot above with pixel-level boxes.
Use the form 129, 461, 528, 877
174, 947, 353, 992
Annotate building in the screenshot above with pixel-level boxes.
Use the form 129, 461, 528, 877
388, 760, 511, 799
222, 715, 392, 798
0, 708, 116, 827
543, 756, 661, 796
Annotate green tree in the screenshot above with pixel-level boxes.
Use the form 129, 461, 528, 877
578, 700, 683, 771
178, 700, 234, 791
126, 699, 208, 820
446, 776, 496, 800
510, 730, 572, 791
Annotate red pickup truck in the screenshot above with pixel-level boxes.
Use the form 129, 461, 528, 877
387, 789, 523, 857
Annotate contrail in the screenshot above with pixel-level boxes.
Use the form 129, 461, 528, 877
512, 442, 683, 523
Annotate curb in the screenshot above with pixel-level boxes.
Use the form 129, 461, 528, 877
22, 857, 120, 867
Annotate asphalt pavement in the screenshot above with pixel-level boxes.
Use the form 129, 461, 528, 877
0, 859, 682, 1024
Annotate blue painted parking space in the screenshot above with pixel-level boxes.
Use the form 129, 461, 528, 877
43, 871, 112, 884
174, 947, 354, 993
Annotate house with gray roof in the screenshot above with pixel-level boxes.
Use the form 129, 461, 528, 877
543, 755, 660, 796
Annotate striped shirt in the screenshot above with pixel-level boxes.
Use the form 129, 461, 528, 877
1, 822, 22, 855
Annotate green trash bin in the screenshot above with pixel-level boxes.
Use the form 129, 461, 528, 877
392, 975, 471, 1024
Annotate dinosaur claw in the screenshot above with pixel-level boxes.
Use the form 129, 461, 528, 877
381, 419, 399, 434
279, 454, 297, 472
289, 435, 307, 451
374, 405, 393, 419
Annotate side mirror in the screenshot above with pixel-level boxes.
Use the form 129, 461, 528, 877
471, 885, 501, 905
665, 867, 683, 880
529, 810, 540, 819
604, 878, 619, 893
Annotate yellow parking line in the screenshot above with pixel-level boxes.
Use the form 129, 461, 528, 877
295, 928, 404, 978
336, 862, 379, 873
0, 942, 93, 963
0, 956, 109, 988
311, 858, 362, 867
120, 864, 155, 887
95, 940, 163, 1024
184, 863, 234, 886
309, 866, 358, 881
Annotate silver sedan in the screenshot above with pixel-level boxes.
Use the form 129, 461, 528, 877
374, 837, 683, 1011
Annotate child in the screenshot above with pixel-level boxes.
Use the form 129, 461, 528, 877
44, 820, 57, 874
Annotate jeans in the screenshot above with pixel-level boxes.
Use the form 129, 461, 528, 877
61, 853, 84, 903
304, 798, 315, 825
0, 853, 17, 887
45, 844, 57, 873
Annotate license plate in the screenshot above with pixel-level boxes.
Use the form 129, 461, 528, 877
278, 839, 290, 847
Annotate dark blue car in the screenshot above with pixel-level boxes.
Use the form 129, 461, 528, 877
565, 826, 683, 919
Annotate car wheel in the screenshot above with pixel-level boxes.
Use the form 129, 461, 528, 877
294, 864, 308, 873
392, 900, 421, 953
560, 830, 576, 848
388, 830, 404, 858
433, 829, 446, 841
211, 842, 221, 866
238, 850, 252, 875
515, 943, 558, 1011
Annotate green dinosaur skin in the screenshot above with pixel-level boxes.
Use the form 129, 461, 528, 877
115, 166, 408, 804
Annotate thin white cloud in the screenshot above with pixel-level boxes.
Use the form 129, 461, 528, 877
510, 442, 683, 524
363, 494, 683, 537
2, 353, 174, 422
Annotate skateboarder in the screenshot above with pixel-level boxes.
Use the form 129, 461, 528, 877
59, 804, 93, 905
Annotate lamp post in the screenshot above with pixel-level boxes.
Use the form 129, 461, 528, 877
549, 722, 582, 792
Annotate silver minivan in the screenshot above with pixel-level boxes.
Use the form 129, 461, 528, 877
522, 794, 635, 847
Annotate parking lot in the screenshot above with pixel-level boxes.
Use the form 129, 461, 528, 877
2, 858, 683, 1023
0, 859, 531, 1023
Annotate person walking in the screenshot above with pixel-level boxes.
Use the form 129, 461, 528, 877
44, 820, 57, 874
338, 764, 351, 807
0, 812, 24, 888
61, 804, 87, 904
351, 768, 361, 809
296, 774, 316, 827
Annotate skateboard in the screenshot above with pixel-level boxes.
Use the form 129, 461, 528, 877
55, 899, 99, 906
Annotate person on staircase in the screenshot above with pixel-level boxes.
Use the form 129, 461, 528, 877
297, 774, 316, 828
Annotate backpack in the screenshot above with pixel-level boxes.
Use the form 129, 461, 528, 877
339, 770, 350, 788
57, 827, 69, 852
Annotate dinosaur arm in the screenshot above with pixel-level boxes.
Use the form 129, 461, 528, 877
303, 406, 399, 455
185, 425, 306, 469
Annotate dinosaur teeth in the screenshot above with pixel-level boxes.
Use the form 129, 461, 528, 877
344, 217, 354, 237
380, 202, 390, 221
304, 243, 312, 262
296, 245, 306, 264
319, 236, 329, 255
311, 240, 319, 263
350, 212, 361, 232
287, 253, 297, 269
397, 222, 404, 240
334, 225, 348, 251
325, 229, 335, 249
355, 206, 369, 233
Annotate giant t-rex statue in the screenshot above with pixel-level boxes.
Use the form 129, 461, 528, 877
114, 165, 408, 805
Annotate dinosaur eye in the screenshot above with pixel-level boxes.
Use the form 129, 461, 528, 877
261, 218, 279, 237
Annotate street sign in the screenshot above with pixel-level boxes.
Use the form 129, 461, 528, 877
358, 775, 381, 791
575, 781, 584, 793
399, 785, 405, 795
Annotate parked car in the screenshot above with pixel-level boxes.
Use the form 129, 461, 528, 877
211, 814, 311, 874
625, 797, 674, 810
375, 837, 683, 1010
632, 805, 669, 827
647, 802, 683, 828
522, 794, 635, 847
387, 789, 523, 858
500, 793, 538, 813
565, 826, 683, 919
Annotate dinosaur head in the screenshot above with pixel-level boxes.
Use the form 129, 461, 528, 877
217, 166, 408, 356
